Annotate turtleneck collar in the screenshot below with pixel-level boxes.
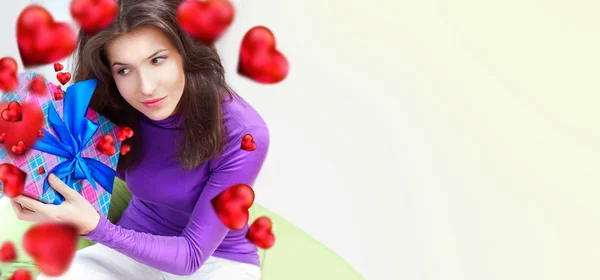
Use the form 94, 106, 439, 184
139, 111, 185, 130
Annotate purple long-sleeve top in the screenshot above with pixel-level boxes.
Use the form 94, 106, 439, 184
82, 97, 269, 275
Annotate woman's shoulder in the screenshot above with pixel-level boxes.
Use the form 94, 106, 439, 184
222, 95, 269, 137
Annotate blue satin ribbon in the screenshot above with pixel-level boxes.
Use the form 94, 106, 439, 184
32, 79, 115, 205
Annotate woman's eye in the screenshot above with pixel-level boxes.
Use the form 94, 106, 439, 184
152, 56, 166, 64
117, 68, 130, 76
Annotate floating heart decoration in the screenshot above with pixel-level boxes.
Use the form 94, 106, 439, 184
211, 184, 255, 230
53, 62, 63, 72
120, 144, 130, 155
0, 163, 27, 198
96, 134, 116, 156
11, 141, 26, 155
53, 89, 64, 101
8, 268, 32, 280
37, 129, 44, 138
0, 241, 17, 262
28, 76, 47, 96
56, 72, 71, 85
0, 132, 6, 143
246, 216, 275, 249
17, 5, 78, 67
1, 102, 23, 122
37, 166, 45, 175
176, 0, 235, 45
70, 0, 118, 35
23, 223, 78, 277
238, 26, 289, 84
240, 133, 256, 151
117, 126, 134, 141
0, 57, 19, 92
0, 101, 44, 153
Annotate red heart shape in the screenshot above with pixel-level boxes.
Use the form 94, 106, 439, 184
120, 144, 130, 155
240, 133, 256, 151
117, 126, 134, 141
246, 216, 275, 249
0, 163, 27, 198
176, 0, 235, 45
0, 241, 17, 262
53, 62, 63, 72
70, 0, 118, 35
53, 89, 64, 101
17, 5, 78, 68
56, 72, 71, 85
8, 268, 32, 280
0, 102, 44, 154
37, 166, 45, 175
238, 26, 289, 84
23, 223, 78, 277
0, 132, 6, 143
96, 134, 116, 156
28, 76, 47, 96
0, 57, 19, 92
211, 184, 255, 230
37, 129, 44, 138
11, 141, 26, 155
1, 102, 23, 122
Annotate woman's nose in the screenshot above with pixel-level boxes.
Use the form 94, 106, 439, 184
139, 70, 157, 96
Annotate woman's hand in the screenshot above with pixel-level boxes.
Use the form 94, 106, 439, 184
9, 173, 101, 235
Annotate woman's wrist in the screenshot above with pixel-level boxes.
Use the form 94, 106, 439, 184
80, 212, 101, 236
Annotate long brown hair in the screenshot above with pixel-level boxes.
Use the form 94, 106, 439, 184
73, 0, 240, 172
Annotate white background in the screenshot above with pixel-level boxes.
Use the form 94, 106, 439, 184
2, 1, 600, 280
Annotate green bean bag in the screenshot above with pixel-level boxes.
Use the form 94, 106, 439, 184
0, 178, 364, 280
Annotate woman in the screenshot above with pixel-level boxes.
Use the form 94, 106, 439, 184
9, 0, 269, 279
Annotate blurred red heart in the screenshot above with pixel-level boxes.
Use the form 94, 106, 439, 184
117, 126, 134, 141
70, 0, 118, 35
0, 163, 27, 198
0, 101, 44, 153
176, 0, 235, 45
211, 184, 255, 230
17, 5, 77, 67
0, 132, 6, 143
28, 76, 47, 96
0, 241, 17, 262
11, 141, 26, 155
8, 268, 32, 280
53, 62, 63, 72
96, 134, 116, 156
0, 57, 19, 92
120, 144, 130, 155
1, 102, 23, 122
238, 26, 289, 84
246, 216, 275, 249
37, 166, 45, 175
240, 133, 256, 151
53, 90, 64, 101
56, 72, 71, 85
23, 223, 78, 277
37, 129, 44, 137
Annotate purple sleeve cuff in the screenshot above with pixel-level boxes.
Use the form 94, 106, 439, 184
81, 213, 110, 242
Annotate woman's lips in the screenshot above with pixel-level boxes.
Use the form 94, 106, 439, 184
141, 96, 166, 108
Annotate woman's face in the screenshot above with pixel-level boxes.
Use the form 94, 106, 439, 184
105, 27, 185, 121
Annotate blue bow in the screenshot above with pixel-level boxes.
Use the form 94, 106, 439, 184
32, 79, 115, 205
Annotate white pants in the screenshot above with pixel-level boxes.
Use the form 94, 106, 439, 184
36, 243, 261, 280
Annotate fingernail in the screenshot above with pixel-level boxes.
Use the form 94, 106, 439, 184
49, 174, 56, 181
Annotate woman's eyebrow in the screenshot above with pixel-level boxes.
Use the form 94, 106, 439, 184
111, 48, 168, 67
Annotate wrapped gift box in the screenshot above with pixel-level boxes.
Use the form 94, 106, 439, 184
0, 71, 121, 217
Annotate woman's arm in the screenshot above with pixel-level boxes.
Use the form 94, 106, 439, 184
82, 125, 270, 276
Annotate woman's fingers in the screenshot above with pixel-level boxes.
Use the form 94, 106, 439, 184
10, 199, 44, 222
48, 174, 80, 202
12, 195, 51, 213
